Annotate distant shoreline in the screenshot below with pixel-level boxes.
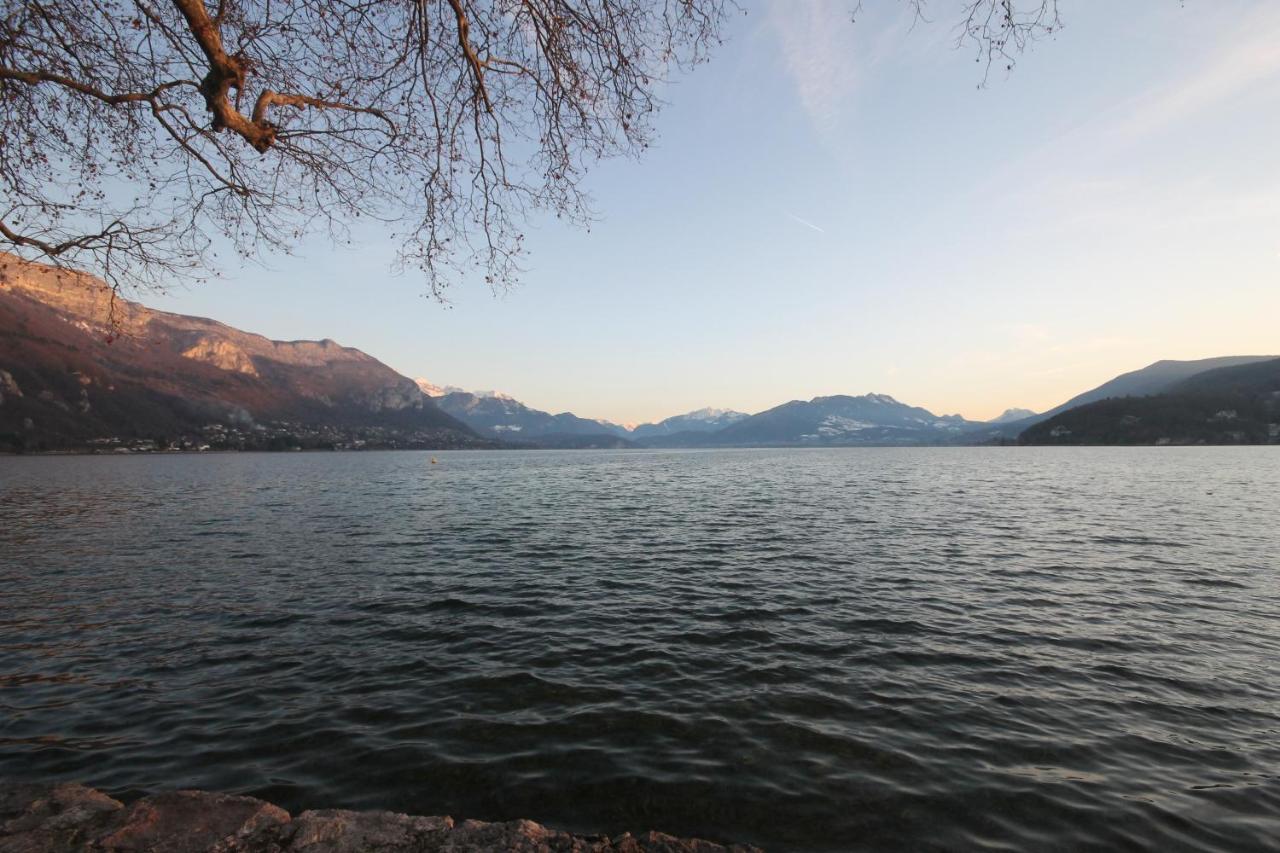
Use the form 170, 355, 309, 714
2, 441, 1274, 457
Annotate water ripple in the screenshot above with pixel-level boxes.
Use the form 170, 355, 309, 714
1, 447, 1278, 851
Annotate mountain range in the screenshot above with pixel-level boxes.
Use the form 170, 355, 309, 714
414, 377, 984, 447
2, 254, 1276, 451
661, 394, 981, 447
0, 255, 486, 452
412, 357, 1280, 449
1035, 355, 1275, 420
968, 355, 1280, 443
420, 357, 1278, 449
1020, 357, 1280, 445
414, 383, 749, 446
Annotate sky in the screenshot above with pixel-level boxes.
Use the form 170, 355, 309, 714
149, 0, 1280, 425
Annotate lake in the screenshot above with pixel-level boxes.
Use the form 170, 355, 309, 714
1, 448, 1277, 850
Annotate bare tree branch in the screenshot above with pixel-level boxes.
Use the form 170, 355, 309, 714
906, 0, 1062, 82
0, 1, 1071, 297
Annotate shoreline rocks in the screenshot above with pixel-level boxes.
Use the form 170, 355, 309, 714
0, 783, 762, 852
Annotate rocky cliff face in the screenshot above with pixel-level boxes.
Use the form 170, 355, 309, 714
0, 254, 479, 450
0, 784, 762, 852
181, 338, 261, 375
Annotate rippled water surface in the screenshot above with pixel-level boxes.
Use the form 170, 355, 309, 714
2, 448, 1279, 850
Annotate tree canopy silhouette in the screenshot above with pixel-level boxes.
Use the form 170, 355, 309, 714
0, 1, 1060, 294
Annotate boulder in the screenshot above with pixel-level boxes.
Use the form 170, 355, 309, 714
286, 809, 452, 851
0, 782, 124, 852
95, 791, 290, 852
0, 785, 761, 853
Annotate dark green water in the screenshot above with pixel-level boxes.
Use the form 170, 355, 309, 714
1, 448, 1278, 850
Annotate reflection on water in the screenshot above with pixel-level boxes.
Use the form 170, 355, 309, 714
1, 448, 1278, 851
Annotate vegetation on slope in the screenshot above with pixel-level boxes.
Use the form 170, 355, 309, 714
1021, 359, 1280, 446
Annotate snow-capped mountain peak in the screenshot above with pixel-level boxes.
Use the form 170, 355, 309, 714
414, 377, 450, 397
989, 407, 1037, 424
414, 378, 513, 400
684, 407, 746, 421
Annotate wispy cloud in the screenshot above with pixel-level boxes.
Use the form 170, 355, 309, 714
766, 0, 861, 134
957, 4, 1280, 255
1102, 15, 1280, 149
784, 211, 827, 234
991, 6, 1280, 197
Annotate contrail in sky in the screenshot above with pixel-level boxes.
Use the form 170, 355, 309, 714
784, 211, 826, 234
